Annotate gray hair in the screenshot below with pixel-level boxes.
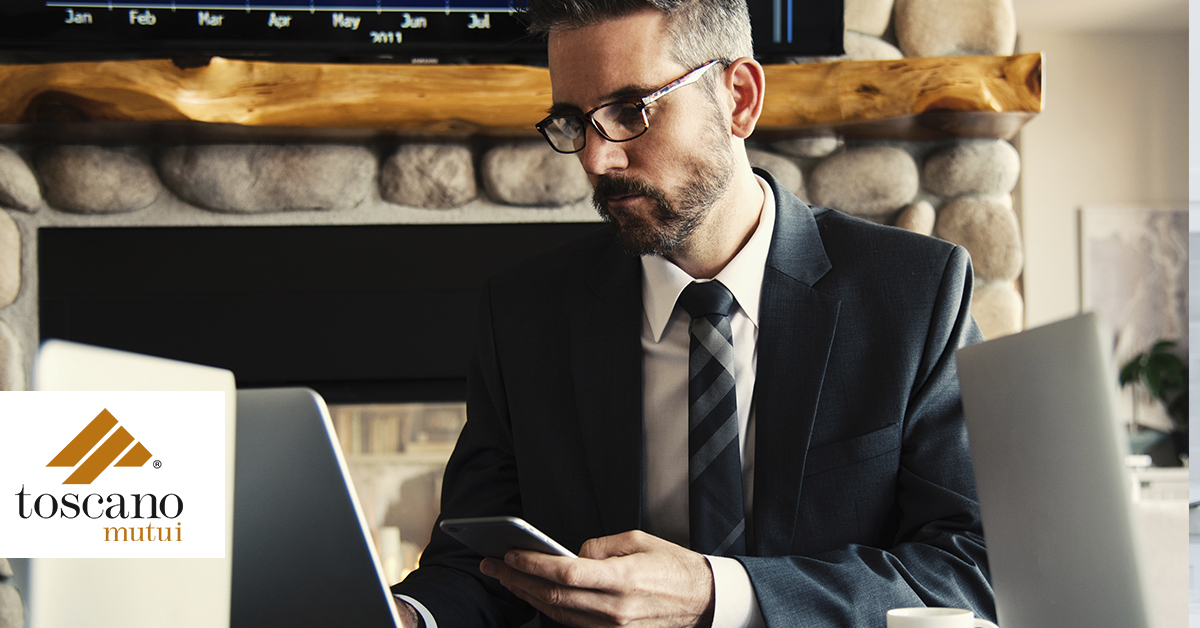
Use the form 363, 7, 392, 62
523, 0, 753, 71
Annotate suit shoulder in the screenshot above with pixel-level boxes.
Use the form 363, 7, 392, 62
810, 205, 963, 270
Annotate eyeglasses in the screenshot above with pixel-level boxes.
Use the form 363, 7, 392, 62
535, 59, 725, 155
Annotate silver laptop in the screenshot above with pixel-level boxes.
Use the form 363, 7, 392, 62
27, 343, 399, 627
29, 340, 237, 628
231, 387, 401, 627
956, 313, 1154, 628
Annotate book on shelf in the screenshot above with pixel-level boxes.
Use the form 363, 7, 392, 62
330, 402, 467, 456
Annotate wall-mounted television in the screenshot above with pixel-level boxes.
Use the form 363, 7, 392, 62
0, 0, 842, 63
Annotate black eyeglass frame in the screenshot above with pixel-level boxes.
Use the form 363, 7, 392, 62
535, 58, 728, 155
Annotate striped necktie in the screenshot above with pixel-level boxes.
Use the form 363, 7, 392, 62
678, 280, 746, 557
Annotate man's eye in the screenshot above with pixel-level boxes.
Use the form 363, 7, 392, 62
611, 104, 643, 127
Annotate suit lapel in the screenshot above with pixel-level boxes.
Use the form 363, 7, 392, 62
751, 173, 841, 557
570, 238, 644, 536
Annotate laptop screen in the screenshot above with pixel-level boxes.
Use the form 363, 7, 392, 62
29, 340, 236, 628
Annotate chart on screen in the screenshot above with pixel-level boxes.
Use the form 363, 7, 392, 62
1, 0, 542, 60
1, 0, 844, 60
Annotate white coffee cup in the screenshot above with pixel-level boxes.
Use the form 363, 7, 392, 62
886, 607, 998, 628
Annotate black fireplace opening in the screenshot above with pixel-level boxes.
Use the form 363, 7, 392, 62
38, 222, 603, 404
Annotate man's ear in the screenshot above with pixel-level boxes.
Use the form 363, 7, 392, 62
725, 57, 765, 139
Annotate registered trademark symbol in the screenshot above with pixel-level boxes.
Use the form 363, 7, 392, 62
153, 460, 162, 469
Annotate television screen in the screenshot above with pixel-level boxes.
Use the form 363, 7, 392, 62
0, 0, 842, 63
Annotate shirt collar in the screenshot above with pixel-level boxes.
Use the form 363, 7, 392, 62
641, 174, 777, 342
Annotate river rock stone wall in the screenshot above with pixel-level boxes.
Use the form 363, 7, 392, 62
0, 133, 1025, 390
800, 0, 1016, 63
0, 558, 23, 628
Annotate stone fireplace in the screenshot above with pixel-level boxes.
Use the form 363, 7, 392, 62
0, 0, 1037, 392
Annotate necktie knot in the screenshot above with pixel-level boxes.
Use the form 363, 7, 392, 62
678, 280, 735, 319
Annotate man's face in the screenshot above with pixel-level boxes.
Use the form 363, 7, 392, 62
547, 9, 735, 257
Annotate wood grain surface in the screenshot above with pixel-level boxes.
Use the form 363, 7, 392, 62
0, 53, 1041, 139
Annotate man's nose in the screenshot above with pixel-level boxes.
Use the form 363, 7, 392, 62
576, 125, 628, 176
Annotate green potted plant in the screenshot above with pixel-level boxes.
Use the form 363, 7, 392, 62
1119, 339, 1188, 465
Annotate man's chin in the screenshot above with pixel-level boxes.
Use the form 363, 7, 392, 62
592, 191, 682, 256
610, 223, 679, 257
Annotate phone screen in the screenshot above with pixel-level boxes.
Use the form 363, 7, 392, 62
439, 516, 577, 559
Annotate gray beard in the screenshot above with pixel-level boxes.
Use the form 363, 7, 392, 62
591, 138, 734, 257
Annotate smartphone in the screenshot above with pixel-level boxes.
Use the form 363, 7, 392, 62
439, 516, 577, 559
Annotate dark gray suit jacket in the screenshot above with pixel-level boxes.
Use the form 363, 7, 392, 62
393, 171, 994, 627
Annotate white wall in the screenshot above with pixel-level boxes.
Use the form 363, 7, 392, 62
1190, 7, 1200, 620
1191, 0, 1200, 203
1017, 30, 1188, 328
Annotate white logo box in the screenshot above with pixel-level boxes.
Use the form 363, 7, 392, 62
0, 391, 226, 558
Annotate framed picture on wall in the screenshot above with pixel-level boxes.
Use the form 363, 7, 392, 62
1079, 205, 1187, 432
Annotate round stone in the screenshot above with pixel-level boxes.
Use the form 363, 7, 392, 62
895, 200, 935, 236
37, 146, 160, 214
894, 0, 1016, 57
770, 135, 841, 158
0, 210, 19, 309
0, 319, 23, 392
783, 31, 902, 63
481, 143, 590, 206
382, 144, 477, 209
0, 582, 22, 628
843, 31, 904, 61
923, 140, 1020, 198
0, 146, 41, 212
972, 282, 1023, 339
747, 149, 804, 199
808, 145, 919, 216
845, 0, 895, 37
935, 196, 1022, 282
159, 145, 375, 213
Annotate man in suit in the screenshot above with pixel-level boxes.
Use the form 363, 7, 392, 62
392, 0, 994, 625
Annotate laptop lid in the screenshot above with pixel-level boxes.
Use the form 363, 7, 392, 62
28, 340, 237, 628
956, 313, 1153, 628
231, 387, 401, 627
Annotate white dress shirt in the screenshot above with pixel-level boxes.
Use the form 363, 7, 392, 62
640, 175, 773, 628
398, 176, 775, 628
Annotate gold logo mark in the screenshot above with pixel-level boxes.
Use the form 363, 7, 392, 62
47, 409, 153, 484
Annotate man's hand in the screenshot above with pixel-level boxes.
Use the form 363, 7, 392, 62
479, 530, 715, 628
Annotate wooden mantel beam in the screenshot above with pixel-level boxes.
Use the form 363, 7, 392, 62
0, 53, 1041, 140
761, 53, 1042, 138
